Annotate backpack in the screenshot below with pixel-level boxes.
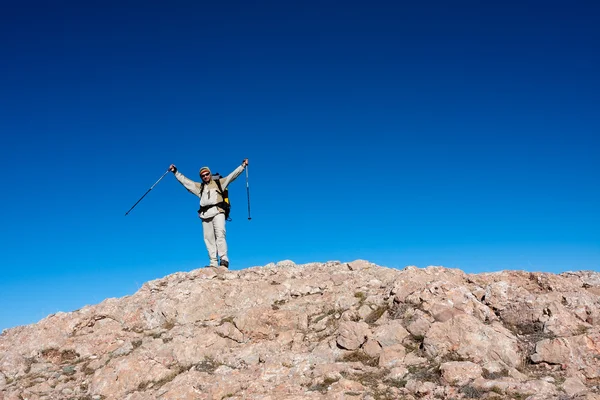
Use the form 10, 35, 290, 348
199, 173, 231, 221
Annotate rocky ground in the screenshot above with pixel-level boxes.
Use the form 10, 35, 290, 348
1, 260, 599, 399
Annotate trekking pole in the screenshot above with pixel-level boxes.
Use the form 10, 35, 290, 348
125, 169, 170, 216
246, 165, 251, 220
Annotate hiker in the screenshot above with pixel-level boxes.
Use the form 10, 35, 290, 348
169, 159, 248, 268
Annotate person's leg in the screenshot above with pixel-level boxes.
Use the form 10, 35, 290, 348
202, 218, 218, 266
213, 213, 228, 266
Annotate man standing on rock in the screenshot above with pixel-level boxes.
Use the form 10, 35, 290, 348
169, 159, 248, 268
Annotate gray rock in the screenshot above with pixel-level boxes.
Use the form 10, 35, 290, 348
1, 260, 599, 399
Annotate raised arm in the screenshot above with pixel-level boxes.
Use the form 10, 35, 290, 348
169, 164, 201, 197
220, 159, 248, 188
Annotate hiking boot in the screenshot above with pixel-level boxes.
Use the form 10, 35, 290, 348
219, 260, 229, 269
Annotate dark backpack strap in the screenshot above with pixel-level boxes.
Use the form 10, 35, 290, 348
214, 179, 231, 221
214, 179, 223, 196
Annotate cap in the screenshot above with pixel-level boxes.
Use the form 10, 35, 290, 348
199, 167, 211, 177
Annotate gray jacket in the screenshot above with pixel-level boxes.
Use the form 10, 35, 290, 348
175, 164, 245, 220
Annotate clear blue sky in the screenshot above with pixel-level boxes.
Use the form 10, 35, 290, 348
1, 1, 598, 331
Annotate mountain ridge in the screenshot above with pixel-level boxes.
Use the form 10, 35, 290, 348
1, 260, 599, 399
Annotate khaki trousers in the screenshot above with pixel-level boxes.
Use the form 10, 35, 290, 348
202, 213, 227, 266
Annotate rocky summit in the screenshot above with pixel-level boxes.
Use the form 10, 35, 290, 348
1, 260, 599, 400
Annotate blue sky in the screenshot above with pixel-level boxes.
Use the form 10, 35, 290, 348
1, 1, 598, 331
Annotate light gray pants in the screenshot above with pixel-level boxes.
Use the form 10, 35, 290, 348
202, 213, 227, 266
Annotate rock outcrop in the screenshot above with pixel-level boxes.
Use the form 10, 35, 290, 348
1, 260, 599, 399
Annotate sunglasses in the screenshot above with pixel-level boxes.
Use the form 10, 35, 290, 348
201, 172, 210, 178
